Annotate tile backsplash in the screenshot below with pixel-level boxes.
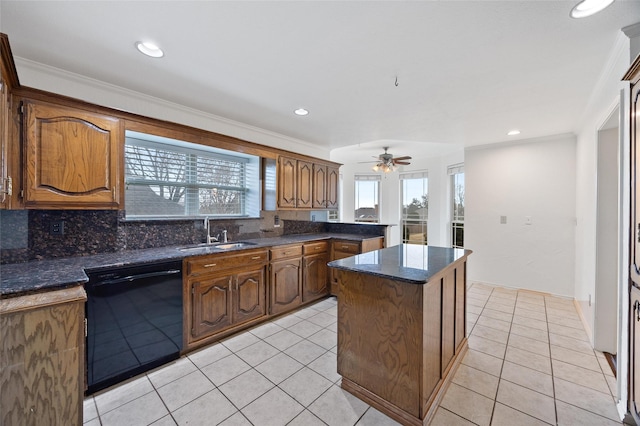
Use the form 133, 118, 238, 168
0, 209, 383, 264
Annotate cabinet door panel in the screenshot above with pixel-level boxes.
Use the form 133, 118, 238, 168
312, 164, 327, 208
633, 83, 640, 281
632, 285, 640, 421
23, 101, 121, 208
326, 166, 339, 209
234, 267, 266, 325
277, 156, 297, 208
454, 264, 466, 351
191, 276, 233, 339
303, 252, 329, 302
0, 71, 7, 210
441, 274, 455, 374
270, 258, 302, 315
297, 160, 313, 208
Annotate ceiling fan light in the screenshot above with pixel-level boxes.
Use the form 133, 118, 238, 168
570, 0, 615, 18
372, 164, 380, 172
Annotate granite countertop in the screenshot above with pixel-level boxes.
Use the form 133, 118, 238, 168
328, 244, 472, 284
0, 233, 383, 298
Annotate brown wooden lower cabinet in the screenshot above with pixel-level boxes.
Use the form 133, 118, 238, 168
0, 286, 86, 426
302, 241, 329, 302
184, 249, 268, 350
269, 244, 303, 315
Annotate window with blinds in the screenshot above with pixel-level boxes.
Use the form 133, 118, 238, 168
124, 131, 260, 218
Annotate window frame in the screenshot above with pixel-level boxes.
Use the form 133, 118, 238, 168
354, 174, 381, 223
124, 131, 260, 219
400, 171, 429, 245
449, 163, 465, 248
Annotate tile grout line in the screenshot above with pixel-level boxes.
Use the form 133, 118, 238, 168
543, 291, 560, 426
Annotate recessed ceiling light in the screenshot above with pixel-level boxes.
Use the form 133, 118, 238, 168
570, 0, 615, 18
507, 130, 521, 136
294, 108, 309, 116
135, 41, 164, 58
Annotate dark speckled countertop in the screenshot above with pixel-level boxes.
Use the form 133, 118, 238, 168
328, 244, 472, 284
0, 233, 383, 298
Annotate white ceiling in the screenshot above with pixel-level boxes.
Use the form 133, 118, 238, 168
1, 1, 639, 160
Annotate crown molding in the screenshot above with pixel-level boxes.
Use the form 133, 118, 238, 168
13, 56, 326, 157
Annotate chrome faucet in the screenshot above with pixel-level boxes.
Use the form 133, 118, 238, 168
221, 229, 228, 243
204, 217, 218, 245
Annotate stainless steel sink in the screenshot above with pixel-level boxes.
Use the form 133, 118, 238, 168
178, 241, 257, 252
214, 242, 257, 250
178, 244, 219, 253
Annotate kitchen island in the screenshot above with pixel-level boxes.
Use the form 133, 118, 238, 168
328, 244, 471, 426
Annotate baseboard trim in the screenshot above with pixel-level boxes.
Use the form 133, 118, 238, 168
573, 299, 594, 344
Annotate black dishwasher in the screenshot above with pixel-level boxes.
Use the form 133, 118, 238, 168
85, 260, 183, 394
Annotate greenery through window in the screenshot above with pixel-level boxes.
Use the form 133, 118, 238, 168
354, 175, 380, 223
401, 172, 428, 245
124, 131, 259, 218
450, 164, 465, 248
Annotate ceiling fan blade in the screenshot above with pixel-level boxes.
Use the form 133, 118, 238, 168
393, 161, 411, 165
358, 160, 379, 164
393, 156, 412, 161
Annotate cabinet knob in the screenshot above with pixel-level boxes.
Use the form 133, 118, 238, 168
204, 263, 217, 268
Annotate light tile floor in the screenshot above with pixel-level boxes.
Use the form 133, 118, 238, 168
84, 283, 621, 426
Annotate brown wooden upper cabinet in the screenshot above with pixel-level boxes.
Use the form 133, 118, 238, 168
326, 165, 339, 209
0, 33, 19, 210
312, 163, 326, 209
0, 64, 9, 210
312, 164, 339, 209
297, 159, 313, 208
21, 100, 122, 209
278, 155, 339, 210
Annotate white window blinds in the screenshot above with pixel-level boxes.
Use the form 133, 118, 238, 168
124, 131, 259, 218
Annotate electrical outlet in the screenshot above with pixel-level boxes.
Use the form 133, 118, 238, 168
50, 220, 65, 236
525, 216, 532, 225
500, 216, 507, 224
274, 215, 280, 228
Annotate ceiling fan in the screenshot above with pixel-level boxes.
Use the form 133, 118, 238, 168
364, 147, 412, 172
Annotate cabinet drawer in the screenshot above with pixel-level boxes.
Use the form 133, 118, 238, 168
332, 241, 360, 254
187, 249, 268, 276
270, 244, 303, 260
303, 241, 329, 255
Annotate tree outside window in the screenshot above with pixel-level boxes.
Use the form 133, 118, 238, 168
401, 172, 428, 245
450, 164, 465, 248
354, 175, 380, 223
124, 131, 259, 218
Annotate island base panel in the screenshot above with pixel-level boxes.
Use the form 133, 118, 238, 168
341, 340, 467, 426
